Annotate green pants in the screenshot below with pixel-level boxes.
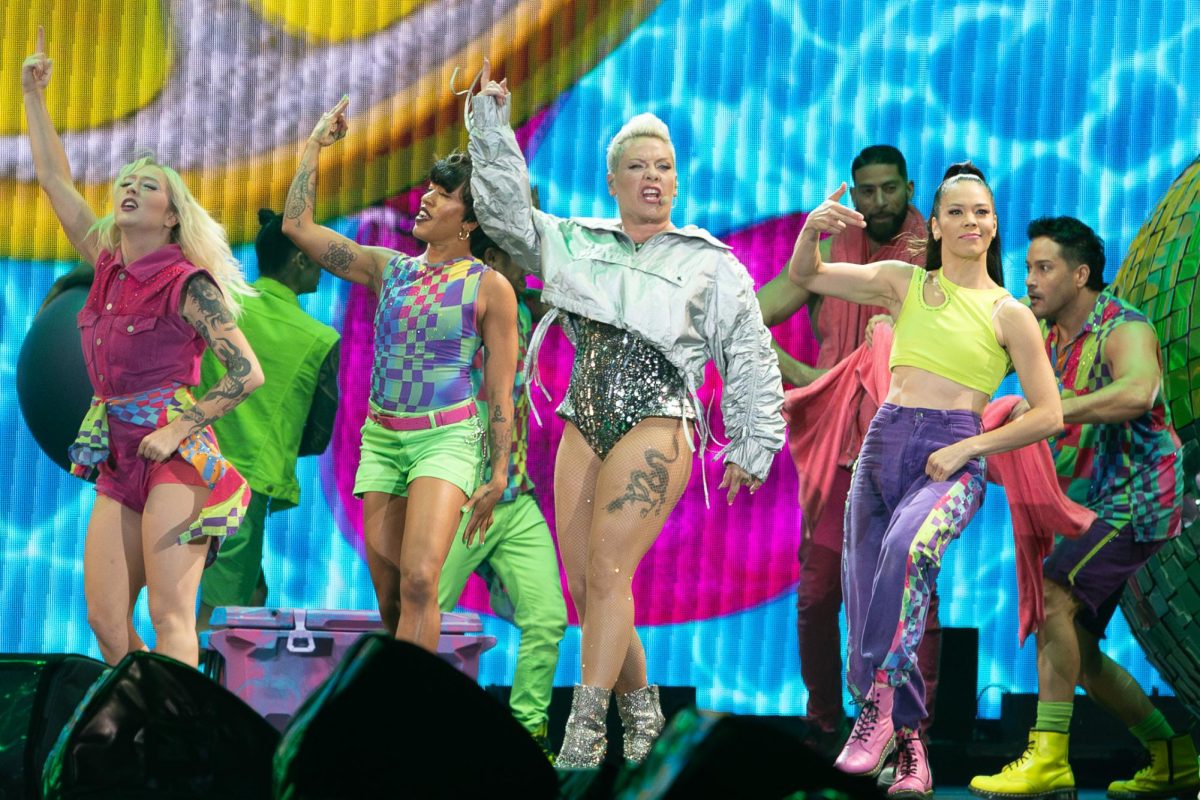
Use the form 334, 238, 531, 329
438, 493, 566, 734
200, 492, 270, 607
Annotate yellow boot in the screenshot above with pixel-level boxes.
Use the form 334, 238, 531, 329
969, 730, 1076, 800
1107, 734, 1200, 800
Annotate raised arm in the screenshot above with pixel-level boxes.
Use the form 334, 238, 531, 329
21, 27, 100, 264
281, 97, 390, 290
137, 276, 265, 461
465, 59, 547, 274
1061, 321, 1162, 424
787, 184, 911, 313
924, 301, 1063, 481
462, 270, 519, 543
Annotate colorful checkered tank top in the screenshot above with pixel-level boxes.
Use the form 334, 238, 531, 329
372, 254, 489, 413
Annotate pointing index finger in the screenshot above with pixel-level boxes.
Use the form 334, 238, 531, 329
480, 57, 491, 88
36, 25, 45, 54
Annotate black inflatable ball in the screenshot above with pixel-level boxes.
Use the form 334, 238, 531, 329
16, 285, 94, 475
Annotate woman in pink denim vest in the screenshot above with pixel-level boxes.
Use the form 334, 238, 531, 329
22, 27, 264, 667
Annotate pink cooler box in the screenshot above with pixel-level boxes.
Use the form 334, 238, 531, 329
204, 608, 496, 728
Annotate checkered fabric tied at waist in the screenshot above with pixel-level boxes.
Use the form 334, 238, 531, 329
68, 384, 250, 551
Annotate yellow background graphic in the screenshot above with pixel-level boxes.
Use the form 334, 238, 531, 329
0, 0, 658, 261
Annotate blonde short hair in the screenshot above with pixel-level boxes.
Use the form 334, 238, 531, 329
605, 113, 675, 173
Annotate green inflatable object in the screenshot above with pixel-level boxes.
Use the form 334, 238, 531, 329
1114, 155, 1200, 722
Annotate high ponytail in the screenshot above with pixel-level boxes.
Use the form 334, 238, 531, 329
911, 161, 1004, 287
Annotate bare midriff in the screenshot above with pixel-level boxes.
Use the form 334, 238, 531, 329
886, 365, 989, 416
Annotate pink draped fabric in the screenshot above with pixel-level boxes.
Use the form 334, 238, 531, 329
783, 324, 1093, 643
982, 397, 1095, 644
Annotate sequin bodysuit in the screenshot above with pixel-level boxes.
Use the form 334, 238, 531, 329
557, 314, 694, 460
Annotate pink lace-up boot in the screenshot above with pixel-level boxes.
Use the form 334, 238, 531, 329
888, 727, 933, 800
833, 675, 896, 777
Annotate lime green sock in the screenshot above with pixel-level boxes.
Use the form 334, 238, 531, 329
1129, 709, 1175, 745
1035, 701, 1073, 734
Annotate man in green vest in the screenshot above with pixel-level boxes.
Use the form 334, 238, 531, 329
196, 208, 341, 629
437, 228, 566, 761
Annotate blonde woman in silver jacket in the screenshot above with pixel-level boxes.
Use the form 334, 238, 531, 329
467, 61, 786, 767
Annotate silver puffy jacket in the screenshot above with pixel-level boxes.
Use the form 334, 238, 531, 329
467, 95, 785, 481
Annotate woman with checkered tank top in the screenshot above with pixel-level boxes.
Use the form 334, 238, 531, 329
282, 96, 519, 656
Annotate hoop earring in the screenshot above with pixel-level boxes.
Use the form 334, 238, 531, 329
458, 228, 470, 241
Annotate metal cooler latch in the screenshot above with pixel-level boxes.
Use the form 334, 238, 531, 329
287, 609, 316, 654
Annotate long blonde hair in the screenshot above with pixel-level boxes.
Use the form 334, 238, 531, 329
90, 157, 255, 316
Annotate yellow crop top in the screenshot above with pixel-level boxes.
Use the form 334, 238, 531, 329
889, 267, 1013, 395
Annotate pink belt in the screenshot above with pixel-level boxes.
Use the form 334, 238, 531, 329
369, 401, 477, 431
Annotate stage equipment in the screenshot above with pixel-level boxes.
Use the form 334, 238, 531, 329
609, 707, 883, 799
204, 608, 495, 730
0, 653, 106, 799
41, 651, 279, 800
274, 633, 557, 799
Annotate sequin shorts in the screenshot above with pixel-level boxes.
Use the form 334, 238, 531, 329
556, 315, 694, 460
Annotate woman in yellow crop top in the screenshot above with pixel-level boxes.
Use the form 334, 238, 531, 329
786, 163, 1062, 797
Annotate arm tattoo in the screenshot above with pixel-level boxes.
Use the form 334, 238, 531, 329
321, 241, 354, 275
183, 287, 254, 436
180, 405, 210, 432
605, 436, 681, 518
179, 345, 251, 435
186, 276, 234, 330
487, 403, 512, 481
284, 161, 315, 223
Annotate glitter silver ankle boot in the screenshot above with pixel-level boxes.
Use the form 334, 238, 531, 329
556, 685, 611, 768
616, 684, 666, 764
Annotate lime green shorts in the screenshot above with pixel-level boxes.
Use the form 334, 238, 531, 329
353, 407, 485, 499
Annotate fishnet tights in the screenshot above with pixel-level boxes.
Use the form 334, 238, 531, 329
555, 418, 693, 690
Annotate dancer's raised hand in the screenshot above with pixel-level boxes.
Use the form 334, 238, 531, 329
801, 183, 866, 237
309, 95, 349, 147
476, 58, 509, 107
22, 26, 53, 94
